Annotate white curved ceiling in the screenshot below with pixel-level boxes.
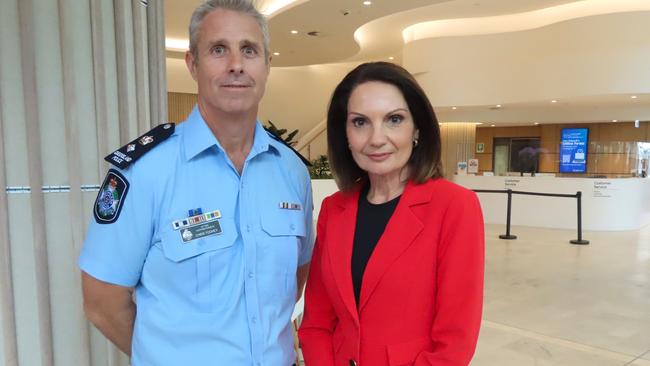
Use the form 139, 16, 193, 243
165, 0, 589, 66
164, 0, 650, 124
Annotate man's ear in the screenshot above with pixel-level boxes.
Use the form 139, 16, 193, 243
185, 51, 198, 81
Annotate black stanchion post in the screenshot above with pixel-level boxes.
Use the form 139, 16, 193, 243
499, 189, 517, 240
570, 191, 589, 245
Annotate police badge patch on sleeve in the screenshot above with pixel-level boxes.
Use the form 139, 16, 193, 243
94, 169, 130, 224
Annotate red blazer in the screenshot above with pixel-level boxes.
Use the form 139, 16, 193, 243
299, 178, 484, 366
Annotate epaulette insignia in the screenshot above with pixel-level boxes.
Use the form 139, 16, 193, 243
104, 123, 175, 169
264, 128, 312, 167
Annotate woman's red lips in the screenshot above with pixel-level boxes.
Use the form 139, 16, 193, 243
367, 153, 391, 161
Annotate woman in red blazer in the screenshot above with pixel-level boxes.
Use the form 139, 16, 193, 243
298, 62, 484, 366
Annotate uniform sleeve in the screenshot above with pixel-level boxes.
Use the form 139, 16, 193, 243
298, 171, 315, 266
298, 196, 337, 366
414, 190, 485, 366
78, 166, 155, 287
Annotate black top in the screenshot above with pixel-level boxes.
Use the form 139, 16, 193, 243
351, 185, 401, 306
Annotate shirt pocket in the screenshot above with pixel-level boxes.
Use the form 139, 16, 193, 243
159, 218, 240, 313
258, 209, 306, 300
260, 208, 307, 238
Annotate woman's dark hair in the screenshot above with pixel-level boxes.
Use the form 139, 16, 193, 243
327, 62, 443, 191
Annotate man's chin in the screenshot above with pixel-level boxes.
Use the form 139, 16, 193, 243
216, 103, 257, 117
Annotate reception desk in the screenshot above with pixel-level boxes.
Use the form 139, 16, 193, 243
453, 175, 650, 231
311, 177, 650, 231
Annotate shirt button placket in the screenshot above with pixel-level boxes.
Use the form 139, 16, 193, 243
241, 173, 262, 364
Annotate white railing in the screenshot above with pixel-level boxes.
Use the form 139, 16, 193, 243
296, 118, 326, 161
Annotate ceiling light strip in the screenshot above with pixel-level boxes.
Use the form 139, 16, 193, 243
403, 0, 650, 43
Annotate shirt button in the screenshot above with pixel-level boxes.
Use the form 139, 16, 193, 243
251, 317, 257, 324
290, 224, 295, 231
246, 225, 251, 232
248, 272, 254, 279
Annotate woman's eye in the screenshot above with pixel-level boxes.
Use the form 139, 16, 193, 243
388, 114, 404, 124
351, 118, 366, 127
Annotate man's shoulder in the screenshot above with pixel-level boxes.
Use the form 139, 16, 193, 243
264, 130, 311, 169
104, 123, 176, 170
105, 123, 181, 173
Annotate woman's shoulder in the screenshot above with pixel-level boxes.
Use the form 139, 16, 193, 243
323, 183, 362, 206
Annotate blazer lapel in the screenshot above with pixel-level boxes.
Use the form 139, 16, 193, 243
327, 189, 361, 326
358, 181, 431, 312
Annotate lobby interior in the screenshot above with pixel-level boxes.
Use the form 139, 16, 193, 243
0, 0, 648, 365
165, 2, 650, 363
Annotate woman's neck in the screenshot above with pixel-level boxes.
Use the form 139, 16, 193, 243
366, 171, 408, 204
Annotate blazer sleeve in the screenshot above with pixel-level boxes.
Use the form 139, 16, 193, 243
415, 190, 485, 366
298, 196, 338, 366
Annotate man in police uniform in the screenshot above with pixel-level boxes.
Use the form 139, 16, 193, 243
79, 1, 314, 364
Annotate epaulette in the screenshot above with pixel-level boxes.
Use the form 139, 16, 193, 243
104, 123, 175, 169
264, 128, 312, 167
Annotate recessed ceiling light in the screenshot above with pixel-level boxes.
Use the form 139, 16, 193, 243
363, 1, 372, 5
612, 119, 618, 122
631, 95, 638, 99
495, 104, 502, 108
490, 124, 496, 127
534, 122, 539, 125
452, 106, 457, 110
551, 100, 558, 103
273, 52, 280, 56
290, 30, 298, 34
388, 56, 394, 60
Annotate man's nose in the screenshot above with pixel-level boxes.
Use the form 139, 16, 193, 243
228, 52, 244, 74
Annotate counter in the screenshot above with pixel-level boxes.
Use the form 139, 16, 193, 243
453, 175, 650, 231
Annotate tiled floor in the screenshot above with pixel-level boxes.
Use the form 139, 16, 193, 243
298, 224, 650, 365
473, 224, 650, 365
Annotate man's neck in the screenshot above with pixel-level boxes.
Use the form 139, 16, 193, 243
198, 102, 258, 174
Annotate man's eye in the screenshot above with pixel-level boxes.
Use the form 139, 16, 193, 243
211, 46, 226, 55
243, 46, 257, 56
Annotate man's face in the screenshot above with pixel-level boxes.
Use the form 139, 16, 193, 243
186, 9, 270, 118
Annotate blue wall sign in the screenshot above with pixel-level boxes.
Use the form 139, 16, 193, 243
559, 128, 588, 173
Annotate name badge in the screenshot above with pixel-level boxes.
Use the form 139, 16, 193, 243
180, 220, 222, 243
172, 209, 223, 243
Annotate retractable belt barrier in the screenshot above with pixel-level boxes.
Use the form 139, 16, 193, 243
473, 189, 589, 245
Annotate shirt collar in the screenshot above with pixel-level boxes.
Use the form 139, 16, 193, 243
182, 106, 275, 161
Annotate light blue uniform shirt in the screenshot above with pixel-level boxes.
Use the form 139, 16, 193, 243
79, 107, 314, 365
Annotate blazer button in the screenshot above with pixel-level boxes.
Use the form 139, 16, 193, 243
349, 360, 357, 366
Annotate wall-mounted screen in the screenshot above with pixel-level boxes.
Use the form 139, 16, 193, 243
559, 128, 588, 173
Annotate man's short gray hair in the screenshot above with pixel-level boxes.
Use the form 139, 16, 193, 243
188, 0, 270, 62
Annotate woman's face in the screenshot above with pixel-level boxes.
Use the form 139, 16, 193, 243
346, 81, 418, 181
